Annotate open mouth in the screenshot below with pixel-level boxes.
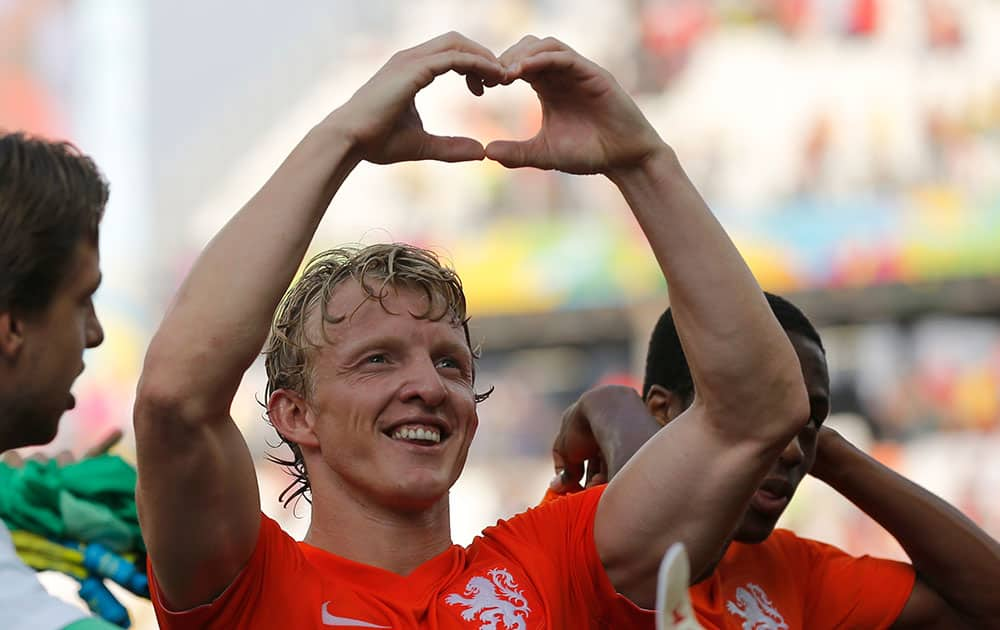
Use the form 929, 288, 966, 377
750, 489, 789, 515
751, 477, 793, 515
384, 422, 449, 447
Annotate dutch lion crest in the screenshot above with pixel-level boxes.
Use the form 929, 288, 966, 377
725, 583, 788, 630
445, 567, 532, 630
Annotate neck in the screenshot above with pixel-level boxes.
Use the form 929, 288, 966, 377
0, 386, 27, 452
304, 477, 454, 575
692, 539, 731, 584
0, 381, 14, 452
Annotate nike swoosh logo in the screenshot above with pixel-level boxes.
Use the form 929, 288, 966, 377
321, 601, 391, 628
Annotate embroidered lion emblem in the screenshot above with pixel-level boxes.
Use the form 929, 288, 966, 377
725, 583, 788, 630
445, 567, 532, 630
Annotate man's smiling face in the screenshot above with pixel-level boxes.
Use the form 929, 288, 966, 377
302, 279, 479, 512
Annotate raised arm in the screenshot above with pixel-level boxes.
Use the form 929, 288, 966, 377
810, 428, 1000, 629
133, 33, 505, 610
486, 36, 809, 607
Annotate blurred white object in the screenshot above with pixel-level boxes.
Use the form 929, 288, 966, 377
656, 542, 703, 630
0, 525, 87, 630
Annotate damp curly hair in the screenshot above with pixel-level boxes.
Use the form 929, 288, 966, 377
262, 243, 492, 507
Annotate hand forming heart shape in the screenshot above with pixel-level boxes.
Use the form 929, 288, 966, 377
326, 32, 667, 177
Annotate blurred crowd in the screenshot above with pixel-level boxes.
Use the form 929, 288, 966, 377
3, 0, 999, 627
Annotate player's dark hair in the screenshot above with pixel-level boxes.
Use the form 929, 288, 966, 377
0, 132, 108, 315
642, 292, 824, 400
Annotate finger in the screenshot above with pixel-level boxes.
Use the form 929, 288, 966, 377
482, 72, 503, 88
497, 35, 544, 69
485, 137, 550, 170
54, 449, 74, 466
587, 471, 609, 487
498, 35, 573, 67
584, 456, 605, 487
83, 428, 124, 458
405, 31, 500, 66
500, 36, 577, 71
551, 443, 585, 488
508, 50, 592, 82
552, 448, 585, 489
418, 51, 506, 91
465, 73, 484, 97
417, 134, 486, 162
1, 450, 25, 469
548, 470, 584, 495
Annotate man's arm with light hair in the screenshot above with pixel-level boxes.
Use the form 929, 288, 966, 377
133, 33, 506, 610
486, 36, 809, 608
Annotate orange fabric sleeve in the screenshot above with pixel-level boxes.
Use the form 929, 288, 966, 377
148, 515, 300, 629
795, 533, 916, 628
484, 485, 620, 627
538, 486, 565, 505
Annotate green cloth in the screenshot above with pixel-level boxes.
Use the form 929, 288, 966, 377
63, 618, 121, 630
0, 455, 142, 552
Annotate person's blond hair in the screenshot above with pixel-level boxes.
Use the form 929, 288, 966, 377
263, 243, 490, 505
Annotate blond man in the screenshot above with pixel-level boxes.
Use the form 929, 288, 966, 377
135, 33, 808, 629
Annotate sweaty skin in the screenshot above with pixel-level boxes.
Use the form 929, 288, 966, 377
134, 32, 807, 615
551, 331, 1000, 627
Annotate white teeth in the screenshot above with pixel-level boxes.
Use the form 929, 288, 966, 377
390, 425, 441, 444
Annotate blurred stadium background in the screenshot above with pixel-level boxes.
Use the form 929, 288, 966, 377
4, 0, 1000, 626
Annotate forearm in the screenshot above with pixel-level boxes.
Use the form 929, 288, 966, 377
609, 148, 806, 439
579, 386, 660, 479
141, 121, 360, 411
817, 438, 1000, 623
597, 149, 808, 602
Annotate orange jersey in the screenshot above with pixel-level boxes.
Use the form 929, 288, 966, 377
149, 486, 622, 629
613, 528, 916, 629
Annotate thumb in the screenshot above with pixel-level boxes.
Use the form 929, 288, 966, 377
83, 428, 124, 459
485, 137, 547, 169
419, 135, 486, 162
551, 448, 585, 495
549, 469, 584, 495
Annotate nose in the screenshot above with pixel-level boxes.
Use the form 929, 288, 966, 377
398, 358, 447, 408
778, 435, 805, 469
86, 307, 105, 349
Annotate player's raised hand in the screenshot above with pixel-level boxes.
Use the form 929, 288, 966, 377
486, 36, 666, 176
550, 385, 661, 494
326, 31, 506, 165
806, 425, 849, 482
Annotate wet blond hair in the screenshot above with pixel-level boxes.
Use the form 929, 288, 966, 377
263, 243, 490, 506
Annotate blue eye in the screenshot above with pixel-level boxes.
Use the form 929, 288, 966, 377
366, 354, 387, 364
436, 357, 458, 369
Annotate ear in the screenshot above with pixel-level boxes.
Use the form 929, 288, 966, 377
0, 312, 24, 360
268, 389, 320, 449
644, 384, 691, 427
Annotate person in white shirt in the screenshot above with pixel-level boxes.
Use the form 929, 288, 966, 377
0, 131, 117, 630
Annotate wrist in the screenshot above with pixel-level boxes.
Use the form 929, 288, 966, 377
579, 385, 642, 425
579, 385, 657, 476
605, 141, 678, 188
310, 110, 366, 168
811, 430, 859, 485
